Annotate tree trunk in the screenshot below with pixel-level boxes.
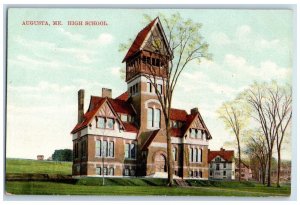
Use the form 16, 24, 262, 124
166, 120, 173, 186
277, 150, 281, 187
267, 151, 272, 187
262, 165, 266, 185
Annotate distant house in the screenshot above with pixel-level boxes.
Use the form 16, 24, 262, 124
235, 160, 252, 181
208, 148, 235, 180
37, 155, 44, 160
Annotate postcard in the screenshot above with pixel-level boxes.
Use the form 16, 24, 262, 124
5, 8, 293, 197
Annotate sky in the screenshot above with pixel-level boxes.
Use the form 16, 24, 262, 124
6, 9, 293, 160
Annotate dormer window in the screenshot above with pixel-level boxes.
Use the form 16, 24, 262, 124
190, 128, 197, 138
107, 118, 114, 129
97, 117, 114, 130
121, 114, 128, 122
98, 117, 105, 129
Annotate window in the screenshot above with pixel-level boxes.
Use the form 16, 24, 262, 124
124, 168, 129, 176
215, 157, 221, 162
194, 171, 198, 178
172, 147, 177, 161
103, 141, 108, 157
216, 164, 220, 170
190, 129, 196, 138
210, 163, 212, 168
103, 167, 108, 175
224, 163, 226, 168
130, 144, 136, 159
121, 114, 128, 122
223, 171, 226, 176
199, 171, 203, 178
190, 171, 193, 177
109, 168, 114, 176
130, 168, 136, 176
125, 143, 130, 158
154, 109, 161, 128
189, 148, 193, 162
96, 167, 101, 175
147, 82, 152, 93
107, 118, 114, 129
147, 108, 154, 128
157, 84, 162, 94
96, 140, 101, 156
109, 141, 114, 157
98, 117, 105, 129
195, 148, 198, 162
199, 149, 202, 162
125, 143, 136, 159
172, 121, 178, 128
197, 130, 202, 139
210, 171, 213, 176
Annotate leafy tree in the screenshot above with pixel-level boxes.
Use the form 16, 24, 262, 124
217, 98, 250, 182
52, 149, 73, 161
120, 13, 211, 186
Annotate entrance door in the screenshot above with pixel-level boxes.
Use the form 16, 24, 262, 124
155, 154, 166, 172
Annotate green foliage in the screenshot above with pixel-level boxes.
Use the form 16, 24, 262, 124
52, 149, 73, 162
6, 158, 72, 175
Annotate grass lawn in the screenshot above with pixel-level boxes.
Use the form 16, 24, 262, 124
5, 158, 291, 196
6, 158, 72, 175
5, 181, 290, 196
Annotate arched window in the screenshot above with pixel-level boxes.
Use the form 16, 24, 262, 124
154, 109, 161, 128
147, 108, 154, 128
172, 147, 177, 161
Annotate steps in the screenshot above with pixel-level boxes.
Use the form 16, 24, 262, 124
175, 179, 190, 187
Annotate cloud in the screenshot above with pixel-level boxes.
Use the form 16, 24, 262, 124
111, 67, 121, 76
211, 32, 231, 45
58, 28, 113, 46
236, 25, 252, 39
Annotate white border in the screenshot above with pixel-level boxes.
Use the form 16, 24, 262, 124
1, 1, 299, 204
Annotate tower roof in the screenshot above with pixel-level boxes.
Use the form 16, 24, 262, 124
122, 17, 171, 63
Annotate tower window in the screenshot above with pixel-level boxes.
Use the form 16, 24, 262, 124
147, 82, 152, 93
157, 84, 162, 94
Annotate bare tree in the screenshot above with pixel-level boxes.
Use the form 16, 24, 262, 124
217, 98, 250, 182
120, 13, 211, 186
245, 81, 292, 187
274, 85, 292, 187
244, 129, 268, 184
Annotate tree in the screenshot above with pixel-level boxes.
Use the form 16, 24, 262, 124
244, 81, 292, 187
217, 98, 250, 182
244, 129, 268, 184
120, 13, 211, 186
52, 149, 73, 161
274, 85, 292, 187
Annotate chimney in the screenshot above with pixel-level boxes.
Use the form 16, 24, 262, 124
191, 107, 199, 115
102, 88, 112, 98
220, 148, 225, 152
78, 89, 85, 123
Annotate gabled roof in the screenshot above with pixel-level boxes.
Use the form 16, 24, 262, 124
71, 96, 137, 134
116, 91, 129, 101
141, 129, 160, 151
208, 149, 234, 163
170, 108, 187, 121
122, 17, 171, 62
180, 112, 212, 140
